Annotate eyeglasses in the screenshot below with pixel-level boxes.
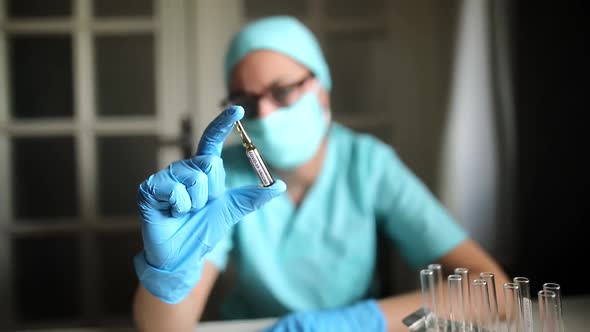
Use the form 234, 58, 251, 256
220, 73, 315, 119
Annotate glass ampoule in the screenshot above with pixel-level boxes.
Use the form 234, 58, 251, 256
234, 120, 274, 187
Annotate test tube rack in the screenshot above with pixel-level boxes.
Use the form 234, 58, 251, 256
402, 266, 564, 332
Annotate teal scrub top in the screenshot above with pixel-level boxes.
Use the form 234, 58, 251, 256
205, 123, 467, 319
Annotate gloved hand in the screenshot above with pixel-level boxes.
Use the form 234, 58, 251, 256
262, 299, 386, 332
133, 105, 286, 304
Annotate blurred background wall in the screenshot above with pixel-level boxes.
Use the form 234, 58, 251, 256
0, 0, 586, 330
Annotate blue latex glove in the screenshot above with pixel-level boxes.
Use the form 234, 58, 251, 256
133, 105, 286, 304
262, 299, 386, 332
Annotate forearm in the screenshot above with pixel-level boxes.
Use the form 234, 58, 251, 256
133, 261, 219, 331
133, 284, 201, 332
377, 291, 422, 332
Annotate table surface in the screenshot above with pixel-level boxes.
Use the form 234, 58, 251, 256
197, 318, 276, 332
13, 295, 590, 332
552, 294, 589, 331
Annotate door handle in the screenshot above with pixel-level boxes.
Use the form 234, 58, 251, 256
159, 116, 195, 159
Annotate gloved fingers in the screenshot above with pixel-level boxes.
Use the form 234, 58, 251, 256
142, 170, 194, 216
176, 180, 285, 252
169, 160, 209, 209
168, 182, 193, 217
219, 179, 286, 224
196, 105, 244, 157
191, 155, 226, 199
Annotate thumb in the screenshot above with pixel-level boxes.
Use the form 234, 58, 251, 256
219, 180, 286, 224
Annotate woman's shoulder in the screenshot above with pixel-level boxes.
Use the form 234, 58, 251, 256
330, 123, 399, 166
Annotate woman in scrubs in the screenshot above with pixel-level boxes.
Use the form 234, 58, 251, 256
132, 16, 509, 332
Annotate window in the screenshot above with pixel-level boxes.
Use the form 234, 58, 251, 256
0, 0, 192, 328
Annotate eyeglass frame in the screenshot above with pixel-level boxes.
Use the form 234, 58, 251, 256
220, 72, 316, 119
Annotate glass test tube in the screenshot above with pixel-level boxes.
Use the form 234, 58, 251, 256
448, 274, 466, 332
538, 290, 559, 332
429, 264, 446, 328
234, 120, 275, 187
454, 268, 471, 330
504, 283, 522, 332
543, 283, 564, 332
472, 279, 492, 332
480, 272, 499, 332
421, 269, 439, 331
514, 277, 533, 332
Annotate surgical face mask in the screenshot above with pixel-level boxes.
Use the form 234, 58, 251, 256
242, 91, 328, 170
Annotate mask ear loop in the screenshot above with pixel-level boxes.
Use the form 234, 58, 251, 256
311, 81, 332, 124
304, 77, 332, 126
325, 108, 332, 124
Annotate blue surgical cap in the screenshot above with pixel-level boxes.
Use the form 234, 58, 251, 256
224, 16, 332, 91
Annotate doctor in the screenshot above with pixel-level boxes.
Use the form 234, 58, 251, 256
132, 16, 509, 332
